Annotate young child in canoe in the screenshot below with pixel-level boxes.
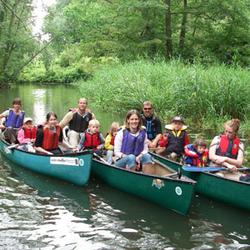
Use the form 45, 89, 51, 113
155, 116, 190, 162
76, 119, 105, 155
184, 138, 208, 167
17, 117, 36, 152
104, 122, 120, 164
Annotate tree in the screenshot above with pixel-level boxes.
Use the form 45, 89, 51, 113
0, 0, 36, 87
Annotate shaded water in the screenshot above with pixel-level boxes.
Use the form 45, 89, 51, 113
0, 84, 249, 249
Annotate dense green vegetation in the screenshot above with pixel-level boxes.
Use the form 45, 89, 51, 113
0, 0, 37, 87
79, 59, 250, 135
1, 0, 250, 85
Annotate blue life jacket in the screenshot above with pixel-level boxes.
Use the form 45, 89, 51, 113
145, 120, 154, 140
141, 114, 160, 140
5, 109, 25, 128
121, 129, 146, 156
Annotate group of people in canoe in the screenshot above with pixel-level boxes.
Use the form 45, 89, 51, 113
0, 97, 248, 181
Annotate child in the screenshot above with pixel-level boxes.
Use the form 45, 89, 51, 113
17, 117, 36, 152
77, 119, 105, 154
104, 122, 119, 164
156, 116, 190, 161
184, 138, 208, 167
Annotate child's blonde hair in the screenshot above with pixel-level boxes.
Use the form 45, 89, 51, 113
89, 119, 100, 127
109, 122, 119, 134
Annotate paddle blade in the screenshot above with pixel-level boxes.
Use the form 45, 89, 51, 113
182, 166, 226, 172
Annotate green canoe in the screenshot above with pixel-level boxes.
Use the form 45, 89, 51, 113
0, 139, 92, 186
92, 158, 196, 215
151, 152, 250, 211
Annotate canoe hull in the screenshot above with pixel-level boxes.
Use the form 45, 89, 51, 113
0, 139, 92, 186
151, 152, 250, 211
92, 159, 195, 215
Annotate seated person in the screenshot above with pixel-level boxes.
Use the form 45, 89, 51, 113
156, 116, 190, 161
141, 101, 162, 148
0, 98, 25, 144
104, 122, 119, 164
59, 98, 94, 147
17, 117, 37, 152
34, 112, 64, 155
209, 119, 244, 174
184, 138, 208, 167
114, 109, 153, 171
76, 119, 105, 155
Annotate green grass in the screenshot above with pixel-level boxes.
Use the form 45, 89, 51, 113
79, 59, 250, 127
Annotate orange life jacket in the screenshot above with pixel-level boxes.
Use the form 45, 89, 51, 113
83, 131, 101, 150
23, 127, 37, 140
42, 126, 61, 150
216, 134, 240, 159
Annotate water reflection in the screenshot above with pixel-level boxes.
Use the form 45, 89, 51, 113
0, 154, 250, 249
32, 89, 47, 124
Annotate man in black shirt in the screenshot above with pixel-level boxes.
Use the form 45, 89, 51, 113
141, 101, 162, 148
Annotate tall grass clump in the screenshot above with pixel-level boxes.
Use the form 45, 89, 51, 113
79, 59, 250, 132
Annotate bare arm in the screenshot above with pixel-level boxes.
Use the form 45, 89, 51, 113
59, 111, 73, 128
34, 146, 53, 155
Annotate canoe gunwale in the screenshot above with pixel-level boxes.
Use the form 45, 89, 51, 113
0, 139, 92, 157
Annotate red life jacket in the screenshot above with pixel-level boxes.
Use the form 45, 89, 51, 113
83, 131, 101, 150
216, 134, 240, 159
42, 126, 61, 150
110, 135, 115, 146
23, 127, 37, 140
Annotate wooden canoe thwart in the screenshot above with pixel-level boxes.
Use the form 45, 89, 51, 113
151, 152, 250, 211
0, 139, 92, 186
92, 157, 196, 215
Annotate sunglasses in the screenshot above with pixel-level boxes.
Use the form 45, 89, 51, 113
144, 108, 152, 110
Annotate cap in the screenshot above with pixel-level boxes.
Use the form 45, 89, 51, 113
23, 117, 33, 124
171, 116, 184, 124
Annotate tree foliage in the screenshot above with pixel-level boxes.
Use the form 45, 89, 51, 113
43, 0, 250, 66
0, 0, 37, 87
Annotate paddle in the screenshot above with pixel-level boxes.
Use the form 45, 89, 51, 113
183, 166, 249, 172
93, 152, 110, 165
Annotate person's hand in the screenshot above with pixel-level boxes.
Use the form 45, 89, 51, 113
72, 147, 79, 152
47, 151, 53, 155
147, 140, 154, 148
136, 155, 141, 164
0, 124, 5, 130
224, 163, 237, 172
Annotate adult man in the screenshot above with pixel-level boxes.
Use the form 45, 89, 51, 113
0, 98, 25, 143
59, 98, 94, 147
141, 101, 162, 148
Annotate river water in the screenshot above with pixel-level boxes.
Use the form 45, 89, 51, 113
0, 84, 249, 249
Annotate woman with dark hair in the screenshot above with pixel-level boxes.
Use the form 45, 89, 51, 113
209, 119, 244, 171
114, 109, 153, 170
0, 98, 25, 143
34, 112, 63, 155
